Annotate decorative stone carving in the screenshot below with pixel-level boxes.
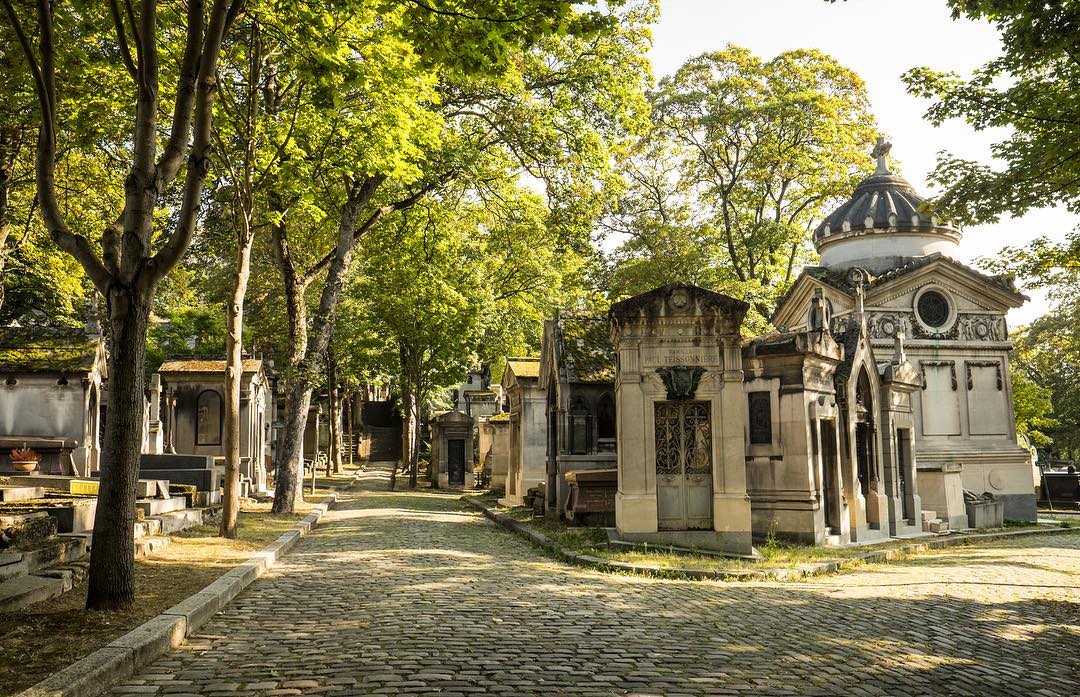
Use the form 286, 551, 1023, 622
866, 311, 1002, 342
655, 365, 706, 401
957, 314, 1003, 342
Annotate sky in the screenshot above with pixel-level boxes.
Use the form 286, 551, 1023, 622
649, 0, 1076, 326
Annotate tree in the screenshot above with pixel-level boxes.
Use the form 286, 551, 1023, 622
2, 0, 244, 610
646, 46, 877, 323
267, 0, 653, 512
349, 180, 589, 488
1010, 306, 1080, 459
903, 1, 1080, 226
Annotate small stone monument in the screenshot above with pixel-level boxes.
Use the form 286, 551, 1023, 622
609, 283, 754, 555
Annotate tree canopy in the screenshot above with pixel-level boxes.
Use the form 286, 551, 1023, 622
604, 45, 877, 327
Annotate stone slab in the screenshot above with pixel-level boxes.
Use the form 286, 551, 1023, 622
134, 497, 187, 516
0, 573, 70, 611
139, 454, 215, 471
137, 468, 215, 491
43, 499, 97, 533
0, 486, 46, 502
6, 475, 77, 491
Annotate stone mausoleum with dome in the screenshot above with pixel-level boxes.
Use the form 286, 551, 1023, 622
742, 138, 1034, 545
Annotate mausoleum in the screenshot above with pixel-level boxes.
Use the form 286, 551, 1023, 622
430, 409, 474, 489
767, 139, 1034, 536
155, 356, 273, 495
609, 283, 753, 555
0, 325, 106, 475
500, 357, 546, 506
538, 314, 618, 519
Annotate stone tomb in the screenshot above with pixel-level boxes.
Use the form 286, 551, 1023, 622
609, 283, 754, 555
430, 410, 474, 489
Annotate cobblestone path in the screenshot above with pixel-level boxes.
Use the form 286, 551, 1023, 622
109, 465, 1080, 697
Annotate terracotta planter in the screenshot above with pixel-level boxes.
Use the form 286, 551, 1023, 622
10, 459, 38, 473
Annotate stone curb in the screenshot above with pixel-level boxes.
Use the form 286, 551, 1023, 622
17, 493, 339, 697
463, 496, 1079, 582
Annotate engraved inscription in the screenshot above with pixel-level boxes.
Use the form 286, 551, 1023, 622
641, 347, 716, 368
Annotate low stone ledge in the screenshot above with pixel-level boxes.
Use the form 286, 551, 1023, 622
106, 614, 186, 667
15, 491, 338, 697
17, 646, 133, 697
464, 496, 1078, 582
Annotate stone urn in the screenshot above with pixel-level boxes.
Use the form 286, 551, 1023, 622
9, 447, 39, 473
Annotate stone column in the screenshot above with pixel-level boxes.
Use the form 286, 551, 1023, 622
146, 374, 164, 455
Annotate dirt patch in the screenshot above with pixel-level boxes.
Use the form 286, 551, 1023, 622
0, 481, 343, 696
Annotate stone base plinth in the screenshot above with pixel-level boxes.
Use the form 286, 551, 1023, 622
613, 529, 756, 557
615, 492, 658, 534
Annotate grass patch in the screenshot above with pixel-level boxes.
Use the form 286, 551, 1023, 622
494, 502, 1072, 575
0, 487, 337, 697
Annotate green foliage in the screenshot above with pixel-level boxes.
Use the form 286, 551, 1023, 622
607, 45, 877, 327
903, 1, 1080, 225
1009, 303, 1080, 458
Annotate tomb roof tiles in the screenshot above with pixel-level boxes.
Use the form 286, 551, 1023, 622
158, 357, 263, 373
505, 357, 540, 380
557, 313, 616, 384
0, 326, 100, 373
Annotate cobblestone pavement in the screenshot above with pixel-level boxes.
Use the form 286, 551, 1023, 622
108, 464, 1080, 697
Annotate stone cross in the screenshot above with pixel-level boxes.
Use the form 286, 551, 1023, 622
892, 331, 907, 365
872, 136, 892, 175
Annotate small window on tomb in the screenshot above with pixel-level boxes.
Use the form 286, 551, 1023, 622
917, 290, 950, 329
748, 392, 772, 445
196, 390, 223, 445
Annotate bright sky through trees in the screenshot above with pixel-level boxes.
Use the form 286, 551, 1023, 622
650, 0, 1076, 325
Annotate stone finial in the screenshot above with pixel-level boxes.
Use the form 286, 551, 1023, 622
872, 136, 893, 175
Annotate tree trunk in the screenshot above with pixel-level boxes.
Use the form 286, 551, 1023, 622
271, 376, 313, 513
408, 394, 419, 488
327, 350, 341, 475
220, 225, 253, 538
85, 286, 151, 611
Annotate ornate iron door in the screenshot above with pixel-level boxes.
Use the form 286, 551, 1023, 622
654, 401, 713, 530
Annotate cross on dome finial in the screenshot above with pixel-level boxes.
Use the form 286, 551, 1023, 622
871, 136, 893, 175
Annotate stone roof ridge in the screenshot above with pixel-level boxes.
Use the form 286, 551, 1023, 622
867, 252, 1026, 297
609, 282, 749, 317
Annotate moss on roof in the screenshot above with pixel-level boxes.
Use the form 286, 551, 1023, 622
0, 327, 99, 373
505, 357, 540, 380
158, 358, 263, 374
488, 412, 511, 423
558, 314, 615, 384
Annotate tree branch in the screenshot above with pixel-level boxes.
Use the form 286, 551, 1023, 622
107, 0, 138, 82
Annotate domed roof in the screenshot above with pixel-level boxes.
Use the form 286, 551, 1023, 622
813, 139, 961, 244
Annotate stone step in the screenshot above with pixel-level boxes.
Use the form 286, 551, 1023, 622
0, 572, 72, 611
0, 552, 28, 584
135, 497, 188, 516
149, 507, 206, 534
0, 485, 46, 502
134, 535, 171, 557
928, 519, 950, 533
921, 510, 938, 523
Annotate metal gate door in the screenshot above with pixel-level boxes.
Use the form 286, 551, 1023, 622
448, 439, 465, 485
654, 401, 713, 530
